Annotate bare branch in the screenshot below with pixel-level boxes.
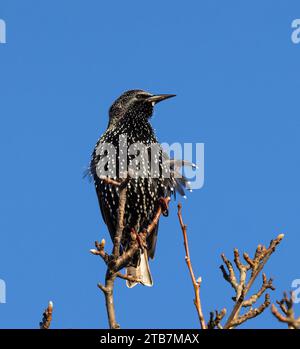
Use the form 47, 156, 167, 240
207, 308, 227, 329
230, 294, 271, 327
90, 239, 109, 263
272, 292, 300, 329
223, 234, 284, 329
99, 176, 122, 187
242, 273, 275, 307
96, 179, 128, 329
220, 254, 238, 291
98, 270, 119, 329
177, 203, 207, 329
116, 272, 142, 284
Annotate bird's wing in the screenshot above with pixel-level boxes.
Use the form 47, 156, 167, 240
90, 138, 119, 241
147, 220, 159, 259
95, 178, 117, 242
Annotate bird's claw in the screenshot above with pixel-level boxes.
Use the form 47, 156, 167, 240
131, 228, 147, 250
159, 197, 169, 217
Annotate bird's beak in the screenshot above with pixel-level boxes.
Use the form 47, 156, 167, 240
146, 94, 176, 104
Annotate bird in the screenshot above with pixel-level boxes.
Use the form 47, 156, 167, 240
89, 89, 192, 287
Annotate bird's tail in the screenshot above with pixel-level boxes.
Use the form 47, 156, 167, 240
126, 250, 153, 288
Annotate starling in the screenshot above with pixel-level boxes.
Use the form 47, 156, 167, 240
89, 90, 191, 287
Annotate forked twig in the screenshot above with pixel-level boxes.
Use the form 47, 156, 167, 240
207, 309, 227, 329
221, 234, 284, 329
272, 292, 300, 329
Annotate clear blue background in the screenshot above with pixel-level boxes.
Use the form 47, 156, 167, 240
0, 0, 299, 329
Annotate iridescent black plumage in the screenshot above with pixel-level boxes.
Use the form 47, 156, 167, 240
90, 90, 191, 287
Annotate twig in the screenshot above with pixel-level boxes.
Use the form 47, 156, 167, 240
116, 272, 142, 283
97, 179, 128, 329
99, 176, 122, 187
242, 273, 274, 307
177, 203, 207, 329
220, 254, 238, 291
40, 301, 53, 329
98, 270, 119, 329
90, 239, 109, 262
272, 292, 300, 329
207, 308, 227, 329
229, 294, 271, 327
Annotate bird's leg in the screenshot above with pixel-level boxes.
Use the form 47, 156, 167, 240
142, 196, 171, 239
158, 197, 170, 217
131, 228, 147, 250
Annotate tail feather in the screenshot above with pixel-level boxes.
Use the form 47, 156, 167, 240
126, 250, 153, 288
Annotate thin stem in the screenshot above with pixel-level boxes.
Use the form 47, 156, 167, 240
177, 203, 207, 329
98, 272, 119, 329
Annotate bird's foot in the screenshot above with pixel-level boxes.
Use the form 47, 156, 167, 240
131, 228, 147, 250
159, 197, 169, 217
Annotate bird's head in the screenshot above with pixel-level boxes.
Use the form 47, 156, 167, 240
108, 89, 176, 128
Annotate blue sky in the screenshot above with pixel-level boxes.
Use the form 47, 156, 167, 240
0, 0, 300, 329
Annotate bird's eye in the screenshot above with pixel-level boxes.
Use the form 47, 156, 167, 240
136, 94, 147, 100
